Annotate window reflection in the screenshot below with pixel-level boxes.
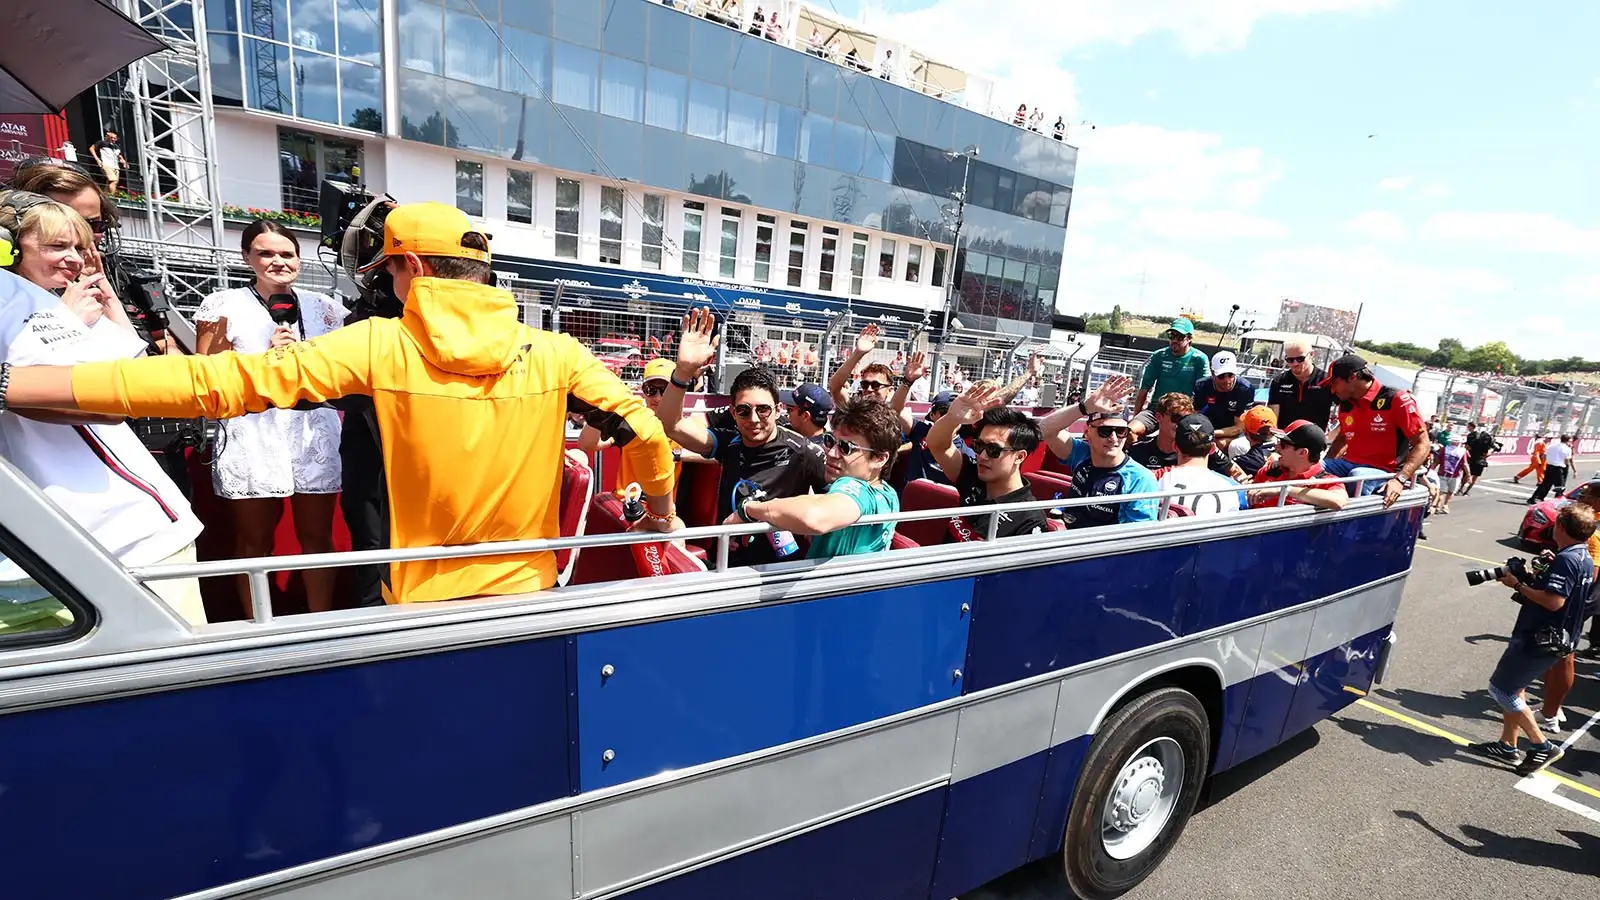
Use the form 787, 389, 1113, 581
641, 193, 666, 269
555, 177, 581, 259
726, 90, 764, 151
600, 55, 645, 121
508, 169, 534, 223
599, 186, 624, 264
645, 67, 686, 131
687, 80, 727, 141
340, 60, 383, 131
397, 0, 442, 74
292, 0, 335, 51
456, 159, 484, 217
553, 41, 598, 110
500, 27, 549, 97
292, 49, 339, 124
337, 0, 383, 61
244, 38, 292, 114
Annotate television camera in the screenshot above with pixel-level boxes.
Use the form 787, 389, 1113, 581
318, 178, 403, 322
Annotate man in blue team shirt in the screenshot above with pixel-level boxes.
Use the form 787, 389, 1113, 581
1193, 350, 1256, 441
1469, 503, 1596, 776
1040, 375, 1160, 528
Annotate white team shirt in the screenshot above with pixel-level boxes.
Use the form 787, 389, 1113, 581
0, 270, 202, 570
1156, 465, 1246, 517
1545, 441, 1572, 468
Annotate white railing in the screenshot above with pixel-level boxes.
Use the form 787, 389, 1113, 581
128, 475, 1414, 624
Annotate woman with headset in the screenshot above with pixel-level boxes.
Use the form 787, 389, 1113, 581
0, 195, 206, 628
193, 220, 347, 615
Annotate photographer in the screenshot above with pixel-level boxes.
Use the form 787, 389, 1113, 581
1, 201, 680, 605
1469, 503, 1596, 776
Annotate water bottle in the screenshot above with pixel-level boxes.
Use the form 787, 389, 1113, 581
767, 528, 800, 559
621, 482, 668, 577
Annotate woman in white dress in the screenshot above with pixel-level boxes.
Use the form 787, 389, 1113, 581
194, 220, 346, 614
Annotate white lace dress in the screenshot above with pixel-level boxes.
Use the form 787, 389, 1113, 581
194, 287, 347, 499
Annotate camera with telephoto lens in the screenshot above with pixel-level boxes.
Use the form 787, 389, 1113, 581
1465, 555, 1545, 587
318, 178, 403, 322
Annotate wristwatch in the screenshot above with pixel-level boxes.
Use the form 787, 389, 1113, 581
1076, 399, 1088, 416
0, 362, 11, 413
668, 372, 696, 391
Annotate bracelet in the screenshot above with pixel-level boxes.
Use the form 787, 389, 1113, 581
668, 373, 696, 391
1077, 399, 1088, 416
0, 361, 10, 414
736, 499, 758, 523
643, 508, 677, 524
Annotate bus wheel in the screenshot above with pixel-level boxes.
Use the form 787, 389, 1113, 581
1062, 687, 1210, 900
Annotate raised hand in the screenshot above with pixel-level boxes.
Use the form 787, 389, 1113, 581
853, 323, 880, 355
1085, 374, 1132, 415
59, 276, 105, 327
948, 383, 1006, 425
676, 306, 720, 375
904, 350, 929, 382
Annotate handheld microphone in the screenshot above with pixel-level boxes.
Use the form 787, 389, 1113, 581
267, 292, 301, 327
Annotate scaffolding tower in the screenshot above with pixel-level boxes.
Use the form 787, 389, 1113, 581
116, 0, 228, 306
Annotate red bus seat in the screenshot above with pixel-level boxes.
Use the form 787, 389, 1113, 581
1166, 503, 1193, 518
899, 479, 963, 547
568, 493, 707, 585
556, 451, 594, 586
890, 531, 919, 550
1025, 470, 1073, 502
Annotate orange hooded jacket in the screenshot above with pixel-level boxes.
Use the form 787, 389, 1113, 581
68, 277, 674, 603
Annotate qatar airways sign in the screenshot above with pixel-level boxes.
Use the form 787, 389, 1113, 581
0, 114, 68, 183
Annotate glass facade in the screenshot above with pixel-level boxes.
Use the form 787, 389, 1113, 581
207, 0, 384, 131
389, 0, 1074, 327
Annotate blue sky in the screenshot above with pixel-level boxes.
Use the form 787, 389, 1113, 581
839, 0, 1599, 358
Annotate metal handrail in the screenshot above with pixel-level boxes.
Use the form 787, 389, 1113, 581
128, 474, 1413, 623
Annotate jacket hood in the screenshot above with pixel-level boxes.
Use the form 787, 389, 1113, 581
401, 276, 522, 376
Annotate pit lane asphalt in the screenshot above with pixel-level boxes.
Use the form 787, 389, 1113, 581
965, 458, 1600, 900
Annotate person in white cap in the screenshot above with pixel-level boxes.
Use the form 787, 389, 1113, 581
1192, 350, 1256, 441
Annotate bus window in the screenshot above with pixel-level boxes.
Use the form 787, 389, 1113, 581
0, 528, 95, 646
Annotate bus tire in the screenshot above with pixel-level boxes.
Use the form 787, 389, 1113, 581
1061, 686, 1210, 900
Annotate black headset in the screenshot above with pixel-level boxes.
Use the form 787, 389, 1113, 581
0, 190, 56, 268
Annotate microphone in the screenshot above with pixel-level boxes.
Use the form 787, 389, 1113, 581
267, 292, 300, 327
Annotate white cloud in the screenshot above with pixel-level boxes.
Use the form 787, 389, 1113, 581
1420, 212, 1600, 255
1134, 208, 1288, 240
1377, 175, 1414, 191
1344, 210, 1407, 241
1421, 182, 1451, 199
1073, 124, 1283, 208
1144, 87, 1161, 100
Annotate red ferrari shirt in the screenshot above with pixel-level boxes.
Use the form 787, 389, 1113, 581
1335, 381, 1425, 471
1249, 462, 1344, 507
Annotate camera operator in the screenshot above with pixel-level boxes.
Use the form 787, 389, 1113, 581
1, 201, 681, 605
1468, 503, 1596, 775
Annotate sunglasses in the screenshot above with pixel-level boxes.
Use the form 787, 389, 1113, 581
1093, 425, 1130, 439
640, 382, 667, 397
1284, 355, 1307, 364
967, 438, 1013, 459
858, 380, 891, 392
84, 217, 107, 235
822, 432, 876, 456
1166, 332, 1189, 340
733, 403, 775, 420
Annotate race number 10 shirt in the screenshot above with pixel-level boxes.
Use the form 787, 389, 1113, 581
1336, 381, 1425, 472
1058, 439, 1160, 529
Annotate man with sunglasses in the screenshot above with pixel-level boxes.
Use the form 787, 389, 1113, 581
827, 322, 916, 435
1321, 353, 1430, 506
1126, 392, 1245, 480
659, 308, 827, 564
1040, 375, 1161, 528
1133, 318, 1210, 414
1267, 339, 1335, 429
725, 397, 901, 558
923, 384, 1050, 539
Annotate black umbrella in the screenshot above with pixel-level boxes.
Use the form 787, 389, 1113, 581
1, 0, 168, 114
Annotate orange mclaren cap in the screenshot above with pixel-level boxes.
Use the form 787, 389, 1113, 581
357, 201, 492, 273
1238, 405, 1278, 436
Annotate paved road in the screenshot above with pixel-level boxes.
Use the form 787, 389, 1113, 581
966, 459, 1600, 900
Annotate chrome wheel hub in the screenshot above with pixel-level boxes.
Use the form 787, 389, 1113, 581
1100, 737, 1184, 860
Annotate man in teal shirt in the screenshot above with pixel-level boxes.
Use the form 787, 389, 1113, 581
727, 396, 901, 558
1134, 318, 1211, 413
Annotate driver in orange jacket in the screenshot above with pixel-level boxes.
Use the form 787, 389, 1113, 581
1, 202, 679, 603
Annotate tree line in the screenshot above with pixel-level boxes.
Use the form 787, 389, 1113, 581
1351, 337, 1599, 377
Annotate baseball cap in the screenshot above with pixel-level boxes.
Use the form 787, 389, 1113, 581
1211, 351, 1240, 376
1165, 318, 1195, 337
1238, 405, 1277, 436
1318, 353, 1368, 387
1274, 420, 1329, 454
641, 358, 674, 384
779, 383, 834, 415
1174, 413, 1215, 456
1085, 411, 1130, 428
357, 201, 492, 273
930, 390, 959, 410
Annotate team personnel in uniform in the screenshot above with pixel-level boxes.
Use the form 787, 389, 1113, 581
1459, 421, 1500, 496
578, 358, 706, 497
1040, 375, 1160, 528
1320, 354, 1430, 506
1133, 318, 1209, 414
1267, 338, 1335, 428
1247, 421, 1348, 511
660, 309, 827, 564
1192, 351, 1255, 438
1127, 391, 1245, 479
1529, 434, 1573, 504
900, 390, 973, 487
924, 384, 1050, 540
727, 397, 901, 559
3, 202, 681, 604
1227, 406, 1278, 477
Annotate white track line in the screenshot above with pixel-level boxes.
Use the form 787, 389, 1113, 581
1515, 775, 1600, 824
